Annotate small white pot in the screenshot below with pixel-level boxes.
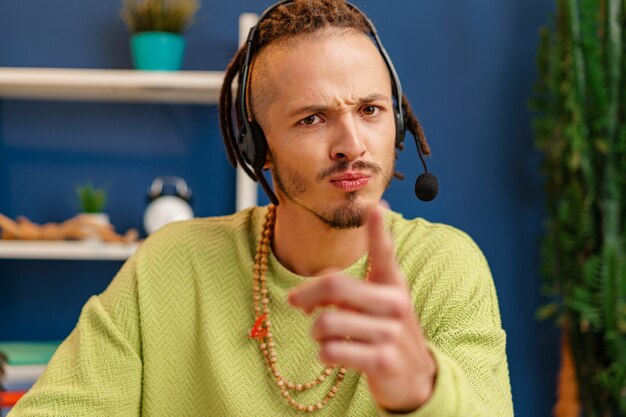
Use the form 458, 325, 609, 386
79, 213, 111, 241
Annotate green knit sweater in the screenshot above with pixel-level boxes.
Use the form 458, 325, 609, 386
9, 207, 513, 416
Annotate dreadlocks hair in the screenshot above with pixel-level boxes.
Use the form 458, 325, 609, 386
218, 0, 432, 180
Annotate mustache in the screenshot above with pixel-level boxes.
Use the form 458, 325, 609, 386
316, 160, 383, 182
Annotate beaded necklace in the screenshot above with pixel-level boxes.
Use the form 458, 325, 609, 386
249, 205, 371, 413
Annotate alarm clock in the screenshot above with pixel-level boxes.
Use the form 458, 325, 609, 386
143, 176, 194, 235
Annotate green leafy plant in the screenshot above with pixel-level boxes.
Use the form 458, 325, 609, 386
76, 183, 108, 214
531, 0, 626, 415
120, 0, 200, 34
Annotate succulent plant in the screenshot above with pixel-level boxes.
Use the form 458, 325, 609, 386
121, 0, 200, 34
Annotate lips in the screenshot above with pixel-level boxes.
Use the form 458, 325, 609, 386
329, 172, 372, 192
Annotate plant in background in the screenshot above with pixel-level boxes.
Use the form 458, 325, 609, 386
76, 183, 107, 214
120, 0, 201, 71
121, 0, 200, 34
532, 0, 626, 415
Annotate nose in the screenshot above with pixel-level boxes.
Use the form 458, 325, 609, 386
330, 114, 367, 162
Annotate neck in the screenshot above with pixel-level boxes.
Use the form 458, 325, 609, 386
271, 203, 369, 277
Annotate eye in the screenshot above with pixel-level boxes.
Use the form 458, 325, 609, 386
362, 105, 380, 116
300, 114, 323, 126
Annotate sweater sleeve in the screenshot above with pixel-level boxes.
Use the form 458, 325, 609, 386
379, 223, 514, 417
8, 252, 143, 417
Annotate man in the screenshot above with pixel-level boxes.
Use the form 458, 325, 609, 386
9, 1, 513, 416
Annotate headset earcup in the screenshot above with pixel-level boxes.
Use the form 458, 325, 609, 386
238, 129, 254, 167
238, 121, 268, 172
250, 121, 268, 171
395, 109, 406, 146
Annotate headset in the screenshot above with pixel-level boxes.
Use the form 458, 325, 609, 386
235, 0, 439, 205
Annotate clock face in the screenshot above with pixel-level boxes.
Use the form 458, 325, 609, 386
143, 196, 194, 235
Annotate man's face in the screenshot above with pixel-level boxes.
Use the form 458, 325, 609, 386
252, 29, 396, 229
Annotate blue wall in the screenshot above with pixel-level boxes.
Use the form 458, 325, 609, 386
0, 1, 557, 416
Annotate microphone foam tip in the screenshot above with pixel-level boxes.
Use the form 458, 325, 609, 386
414, 173, 439, 202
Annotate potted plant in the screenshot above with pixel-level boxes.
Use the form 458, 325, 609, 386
76, 183, 109, 226
120, 0, 200, 71
531, 1, 626, 416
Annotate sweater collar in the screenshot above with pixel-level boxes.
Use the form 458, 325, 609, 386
253, 206, 370, 291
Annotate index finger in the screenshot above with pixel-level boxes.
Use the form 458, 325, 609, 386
367, 206, 403, 287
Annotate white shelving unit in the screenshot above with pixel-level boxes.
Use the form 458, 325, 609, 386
0, 67, 210, 261
0, 67, 224, 104
0, 67, 202, 261
0, 14, 260, 261
0, 241, 140, 261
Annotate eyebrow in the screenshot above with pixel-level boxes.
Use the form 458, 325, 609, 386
286, 93, 390, 119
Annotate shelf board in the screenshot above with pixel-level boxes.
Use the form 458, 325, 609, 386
0, 240, 140, 260
0, 67, 224, 104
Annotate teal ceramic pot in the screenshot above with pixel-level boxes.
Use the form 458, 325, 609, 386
131, 31, 186, 71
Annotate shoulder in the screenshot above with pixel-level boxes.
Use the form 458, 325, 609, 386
134, 206, 265, 268
384, 209, 488, 270
384, 210, 501, 331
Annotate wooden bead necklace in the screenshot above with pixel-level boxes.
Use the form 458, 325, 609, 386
249, 205, 371, 413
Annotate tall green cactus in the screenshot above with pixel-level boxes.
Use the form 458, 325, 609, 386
532, 0, 626, 415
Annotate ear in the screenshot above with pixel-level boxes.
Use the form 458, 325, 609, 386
263, 151, 273, 170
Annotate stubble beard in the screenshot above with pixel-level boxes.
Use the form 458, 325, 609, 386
270, 155, 394, 230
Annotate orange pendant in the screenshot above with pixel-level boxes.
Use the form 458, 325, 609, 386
249, 313, 268, 340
